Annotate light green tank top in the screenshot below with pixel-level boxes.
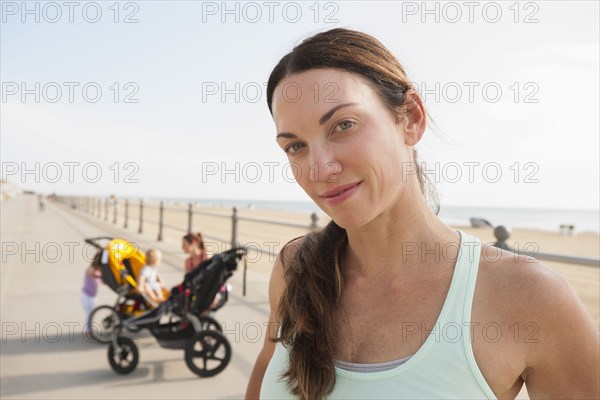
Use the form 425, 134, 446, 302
260, 229, 497, 399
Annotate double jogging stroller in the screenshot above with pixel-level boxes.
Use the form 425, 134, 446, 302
85, 237, 166, 343
84, 237, 247, 377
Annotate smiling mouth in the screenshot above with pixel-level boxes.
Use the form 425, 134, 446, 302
320, 181, 362, 198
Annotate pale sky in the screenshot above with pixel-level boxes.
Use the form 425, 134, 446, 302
2, 1, 598, 210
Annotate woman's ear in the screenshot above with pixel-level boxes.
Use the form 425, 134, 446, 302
398, 90, 426, 146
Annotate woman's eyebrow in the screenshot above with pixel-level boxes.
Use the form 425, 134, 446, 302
276, 102, 358, 140
319, 103, 357, 125
276, 132, 296, 140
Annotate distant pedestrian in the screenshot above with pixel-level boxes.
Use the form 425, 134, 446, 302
38, 194, 45, 212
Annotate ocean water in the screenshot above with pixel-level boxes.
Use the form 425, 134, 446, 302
167, 198, 599, 234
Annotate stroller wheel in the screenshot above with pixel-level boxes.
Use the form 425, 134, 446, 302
88, 306, 120, 344
184, 331, 231, 377
108, 337, 139, 374
199, 315, 222, 332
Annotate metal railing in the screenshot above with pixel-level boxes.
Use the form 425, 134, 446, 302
54, 195, 599, 268
54, 195, 321, 261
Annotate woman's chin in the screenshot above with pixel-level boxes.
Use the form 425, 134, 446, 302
315, 199, 371, 230
324, 209, 368, 231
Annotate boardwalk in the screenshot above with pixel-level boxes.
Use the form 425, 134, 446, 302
1, 195, 269, 399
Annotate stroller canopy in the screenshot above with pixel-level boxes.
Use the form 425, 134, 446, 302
103, 239, 146, 291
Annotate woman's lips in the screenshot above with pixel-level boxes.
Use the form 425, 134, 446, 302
320, 181, 362, 206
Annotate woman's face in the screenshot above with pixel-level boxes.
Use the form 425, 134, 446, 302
272, 68, 421, 229
181, 240, 193, 254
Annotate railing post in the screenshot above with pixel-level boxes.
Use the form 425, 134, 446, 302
310, 212, 319, 231
97, 197, 101, 218
158, 201, 164, 241
231, 207, 238, 248
104, 198, 108, 221
138, 199, 144, 234
124, 199, 129, 229
493, 225, 513, 251
187, 203, 193, 233
112, 198, 117, 224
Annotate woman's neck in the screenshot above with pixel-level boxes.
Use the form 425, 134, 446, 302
189, 248, 201, 257
343, 188, 459, 281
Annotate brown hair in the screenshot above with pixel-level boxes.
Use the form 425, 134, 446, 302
267, 28, 439, 399
183, 232, 206, 252
91, 251, 103, 268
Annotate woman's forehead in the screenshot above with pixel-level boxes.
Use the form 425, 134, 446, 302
272, 69, 375, 122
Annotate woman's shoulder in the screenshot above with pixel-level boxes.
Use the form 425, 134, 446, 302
278, 235, 306, 266
478, 247, 599, 397
269, 235, 307, 304
474, 243, 599, 397
478, 243, 583, 323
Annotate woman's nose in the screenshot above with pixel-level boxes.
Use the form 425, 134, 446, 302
307, 148, 342, 183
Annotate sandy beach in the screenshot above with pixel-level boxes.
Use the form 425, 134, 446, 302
89, 197, 600, 329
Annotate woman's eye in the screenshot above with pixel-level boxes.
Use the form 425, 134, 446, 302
335, 120, 355, 131
285, 142, 305, 154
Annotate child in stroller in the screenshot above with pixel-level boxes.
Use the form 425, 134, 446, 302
138, 248, 167, 304
84, 237, 168, 343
